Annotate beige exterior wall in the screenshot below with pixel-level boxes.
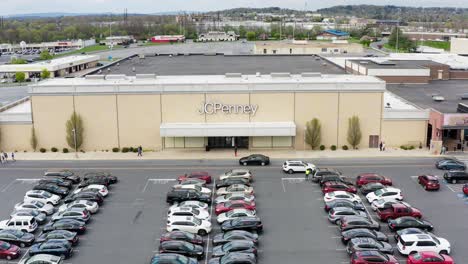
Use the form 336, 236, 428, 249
250, 93, 294, 122
31, 96, 74, 149
254, 42, 364, 54
74, 95, 119, 150
117, 95, 162, 149
0, 124, 33, 151
205, 94, 250, 123
382, 120, 427, 147
162, 94, 205, 123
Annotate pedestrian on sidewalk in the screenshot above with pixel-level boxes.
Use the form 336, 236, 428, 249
11, 152, 15, 162
0, 154, 3, 164
137, 146, 143, 157
305, 168, 311, 181
234, 145, 238, 157
379, 141, 383, 151
3, 152, 7, 163
440, 145, 446, 155
382, 142, 386, 151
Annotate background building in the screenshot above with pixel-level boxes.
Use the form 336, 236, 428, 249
316, 30, 350, 40
100, 36, 134, 46
254, 40, 363, 55
198, 31, 239, 42
150, 35, 186, 43
451, 38, 468, 56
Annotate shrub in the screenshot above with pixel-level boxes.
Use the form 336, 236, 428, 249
62, 148, 69, 153
408, 145, 415, 150
331, 145, 337, 151
112, 147, 120, 152
51, 147, 58, 152
122, 147, 129, 153
400, 145, 408, 150
319, 145, 326, 151
129, 147, 134, 152
342, 145, 349, 150
39, 148, 46, 153
133, 148, 139, 153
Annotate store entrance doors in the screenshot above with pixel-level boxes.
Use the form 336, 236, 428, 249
207, 137, 249, 149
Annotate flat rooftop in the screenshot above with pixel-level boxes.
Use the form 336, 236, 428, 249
96, 55, 345, 76
348, 59, 445, 69
387, 80, 468, 113
0, 55, 100, 72
254, 41, 361, 48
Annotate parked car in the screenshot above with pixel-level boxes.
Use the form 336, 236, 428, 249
341, 228, 388, 244
51, 208, 91, 223
166, 189, 211, 204
396, 234, 450, 255
38, 178, 73, 189
169, 201, 208, 211
10, 210, 47, 225
212, 240, 257, 258
282, 160, 316, 174
178, 178, 206, 187
339, 216, 380, 231
78, 176, 111, 188
350, 250, 399, 264
159, 241, 204, 260
417, 175, 440, 191
150, 253, 198, 264
0, 230, 35, 248
323, 191, 361, 204
212, 230, 258, 246
73, 184, 108, 197
166, 216, 212, 236
19, 254, 63, 264
371, 199, 411, 212
58, 200, 99, 214
219, 169, 253, 182
407, 251, 454, 264
43, 219, 86, 234
328, 207, 367, 224
464, 184, 468, 196
443, 170, 468, 184
215, 201, 256, 215
366, 188, 403, 203
436, 159, 466, 170
83, 172, 118, 184
63, 191, 103, 205
208, 252, 256, 264
377, 204, 422, 221
15, 201, 54, 215
221, 217, 263, 232
168, 207, 210, 220
355, 173, 392, 187
44, 169, 81, 183
216, 178, 250, 189
320, 175, 354, 186
29, 240, 73, 259
324, 200, 365, 212
0, 216, 38, 233
216, 184, 254, 196
217, 209, 256, 224
36, 230, 79, 245
388, 217, 433, 232
322, 181, 357, 194
239, 154, 270, 166
33, 184, 69, 198
347, 237, 394, 255
177, 172, 212, 184
24, 190, 61, 205
360, 183, 386, 195
311, 168, 342, 183
214, 193, 255, 205
0, 241, 20, 260
394, 228, 431, 243
173, 184, 212, 195
160, 231, 203, 245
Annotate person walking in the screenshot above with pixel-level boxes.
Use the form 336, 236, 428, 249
234, 145, 238, 157
11, 152, 15, 162
382, 142, 386, 151
305, 168, 311, 181
0, 154, 3, 164
137, 146, 143, 157
3, 152, 7, 163
379, 141, 383, 151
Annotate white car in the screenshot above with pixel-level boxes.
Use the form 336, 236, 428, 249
58, 200, 99, 214
366, 187, 403, 203
178, 178, 206, 187
168, 207, 210, 220
0, 216, 38, 233
282, 160, 316, 174
397, 233, 451, 255
169, 201, 209, 211
24, 190, 61, 205
167, 216, 212, 235
216, 184, 254, 196
323, 191, 361, 204
371, 199, 411, 211
215, 193, 255, 204
173, 184, 211, 195
15, 201, 54, 215
219, 169, 253, 182
217, 209, 256, 224
73, 184, 108, 197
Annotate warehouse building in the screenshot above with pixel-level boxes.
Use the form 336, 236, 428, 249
254, 40, 364, 55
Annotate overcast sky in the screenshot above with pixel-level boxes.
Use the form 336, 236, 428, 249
1, 0, 467, 16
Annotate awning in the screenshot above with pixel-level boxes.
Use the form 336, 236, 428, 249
160, 122, 296, 137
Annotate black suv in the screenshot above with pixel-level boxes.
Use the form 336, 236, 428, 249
221, 217, 263, 232
38, 178, 73, 189
44, 169, 81, 183
320, 174, 354, 186
166, 189, 211, 204
312, 168, 342, 183
33, 183, 69, 197
443, 170, 468, 184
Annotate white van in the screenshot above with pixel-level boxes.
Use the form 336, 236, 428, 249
0, 216, 38, 233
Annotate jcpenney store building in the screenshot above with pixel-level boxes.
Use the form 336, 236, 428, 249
0, 73, 429, 152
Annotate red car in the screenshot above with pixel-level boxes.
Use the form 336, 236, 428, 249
418, 175, 440, 191
407, 251, 454, 264
322, 181, 357, 194
177, 171, 212, 184
0, 241, 20, 260
351, 251, 399, 264
463, 184, 468, 196
215, 200, 256, 215
377, 203, 422, 221
356, 173, 392, 187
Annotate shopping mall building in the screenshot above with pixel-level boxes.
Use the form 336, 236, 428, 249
0, 71, 429, 152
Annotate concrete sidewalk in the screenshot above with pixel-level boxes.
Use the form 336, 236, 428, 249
7, 147, 451, 161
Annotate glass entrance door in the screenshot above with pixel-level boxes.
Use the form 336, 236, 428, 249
208, 137, 249, 149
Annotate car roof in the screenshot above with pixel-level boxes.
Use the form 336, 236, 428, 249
171, 207, 195, 212
358, 173, 382, 177
26, 254, 62, 262
323, 181, 347, 186
227, 184, 248, 188
169, 216, 196, 222
285, 160, 305, 164
419, 251, 441, 257
392, 204, 409, 209
381, 187, 400, 192
328, 191, 351, 195
226, 240, 254, 246
355, 250, 385, 257
400, 234, 433, 241
230, 169, 249, 173
10, 215, 35, 220
351, 237, 377, 244
342, 216, 370, 222
421, 175, 438, 180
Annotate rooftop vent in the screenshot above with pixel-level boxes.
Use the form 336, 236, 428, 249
301, 72, 321, 78
136, 74, 157, 79
225, 73, 242, 78
85, 75, 105, 80
105, 74, 127, 80
432, 95, 445, 102
271, 72, 291, 78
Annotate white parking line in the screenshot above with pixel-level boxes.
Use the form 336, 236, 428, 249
1, 180, 17, 192
205, 178, 216, 264
142, 178, 176, 192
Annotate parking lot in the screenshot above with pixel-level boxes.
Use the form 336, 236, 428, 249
0, 157, 467, 263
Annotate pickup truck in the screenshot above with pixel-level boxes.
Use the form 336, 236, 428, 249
377, 204, 422, 222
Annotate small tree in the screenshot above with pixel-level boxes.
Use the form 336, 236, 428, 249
246, 31, 256, 41
39, 50, 53, 60
347, 115, 362, 149
30, 127, 38, 151
15, 72, 26, 82
305, 118, 322, 150
40, 69, 51, 79
65, 112, 84, 152
10, 58, 27, 64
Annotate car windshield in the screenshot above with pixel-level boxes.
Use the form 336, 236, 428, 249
192, 186, 201, 191
42, 192, 52, 198
175, 255, 190, 264
374, 189, 384, 196
0, 242, 10, 250
412, 253, 422, 260
192, 209, 200, 215
34, 201, 45, 207
226, 210, 239, 217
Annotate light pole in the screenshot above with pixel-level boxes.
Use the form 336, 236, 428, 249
303, 127, 307, 151
72, 128, 78, 158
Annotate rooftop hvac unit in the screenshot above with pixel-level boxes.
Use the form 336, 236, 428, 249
85, 75, 105, 80
106, 74, 127, 80
301, 72, 321, 78
225, 73, 242, 78
271, 72, 291, 78
136, 74, 157, 79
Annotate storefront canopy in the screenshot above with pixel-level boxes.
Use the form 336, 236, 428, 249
160, 122, 296, 137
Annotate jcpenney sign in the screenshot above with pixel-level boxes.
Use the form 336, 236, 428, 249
198, 102, 258, 115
